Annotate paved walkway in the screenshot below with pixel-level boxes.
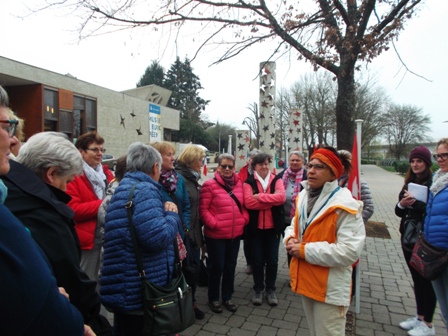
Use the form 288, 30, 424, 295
182, 165, 443, 335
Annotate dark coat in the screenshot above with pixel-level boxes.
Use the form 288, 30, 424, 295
175, 163, 204, 248
1, 160, 101, 324
0, 203, 84, 336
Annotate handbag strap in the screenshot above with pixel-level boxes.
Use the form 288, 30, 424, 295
213, 177, 242, 213
125, 183, 146, 279
125, 183, 181, 280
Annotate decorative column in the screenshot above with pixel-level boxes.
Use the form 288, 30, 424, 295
235, 129, 250, 171
288, 109, 303, 153
258, 61, 276, 170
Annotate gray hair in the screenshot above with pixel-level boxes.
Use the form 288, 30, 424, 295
289, 151, 305, 160
0, 86, 9, 107
217, 153, 235, 165
127, 142, 162, 174
248, 149, 262, 158
17, 132, 83, 178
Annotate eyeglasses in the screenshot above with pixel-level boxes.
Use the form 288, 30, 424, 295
86, 147, 106, 154
220, 164, 234, 170
308, 163, 327, 171
433, 153, 448, 161
0, 119, 18, 138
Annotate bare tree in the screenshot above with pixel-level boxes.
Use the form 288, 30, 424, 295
36, 0, 423, 150
352, 79, 389, 148
275, 87, 295, 159
382, 104, 431, 160
243, 102, 260, 149
290, 72, 337, 151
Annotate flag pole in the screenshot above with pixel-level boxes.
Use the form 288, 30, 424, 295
354, 119, 363, 315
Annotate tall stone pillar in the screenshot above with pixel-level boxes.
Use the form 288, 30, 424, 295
235, 129, 250, 171
258, 62, 276, 170
288, 109, 304, 154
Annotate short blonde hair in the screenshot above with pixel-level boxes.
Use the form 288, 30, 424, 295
177, 145, 205, 168
436, 138, 448, 149
150, 141, 176, 155
7, 108, 25, 141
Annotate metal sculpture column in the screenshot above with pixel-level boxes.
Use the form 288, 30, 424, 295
288, 109, 304, 155
258, 62, 276, 170
235, 129, 250, 171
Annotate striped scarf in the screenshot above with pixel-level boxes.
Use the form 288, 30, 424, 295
282, 167, 304, 218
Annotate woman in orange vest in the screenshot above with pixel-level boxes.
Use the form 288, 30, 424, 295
284, 147, 365, 336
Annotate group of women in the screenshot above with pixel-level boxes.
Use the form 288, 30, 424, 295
3, 84, 445, 336
396, 141, 448, 336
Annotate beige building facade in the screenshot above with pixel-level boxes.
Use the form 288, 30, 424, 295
0, 56, 179, 158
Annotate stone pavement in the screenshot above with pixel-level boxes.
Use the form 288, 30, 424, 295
182, 165, 444, 335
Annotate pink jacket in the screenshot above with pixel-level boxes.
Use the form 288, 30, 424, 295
243, 173, 286, 230
199, 172, 249, 239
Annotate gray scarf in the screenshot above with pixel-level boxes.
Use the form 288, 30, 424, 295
82, 161, 107, 199
430, 169, 448, 196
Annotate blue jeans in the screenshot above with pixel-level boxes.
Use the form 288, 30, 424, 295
205, 236, 241, 302
432, 266, 448, 331
251, 228, 280, 292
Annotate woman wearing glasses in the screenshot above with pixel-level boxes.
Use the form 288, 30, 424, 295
424, 138, 448, 335
199, 154, 249, 314
243, 153, 286, 307
284, 147, 365, 336
66, 131, 114, 284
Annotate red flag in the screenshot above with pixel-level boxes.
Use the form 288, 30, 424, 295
202, 161, 207, 176
347, 133, 361, 200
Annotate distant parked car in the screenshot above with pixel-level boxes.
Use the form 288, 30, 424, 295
102, 154, 117, 171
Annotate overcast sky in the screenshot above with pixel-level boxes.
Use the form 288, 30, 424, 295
1, 0, 446, 144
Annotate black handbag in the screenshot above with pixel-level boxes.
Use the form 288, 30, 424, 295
126, 184, 195, 335
410, 235, 448, 281
401, 217, 422, 252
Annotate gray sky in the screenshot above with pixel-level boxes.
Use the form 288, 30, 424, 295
1, 0, 446, 143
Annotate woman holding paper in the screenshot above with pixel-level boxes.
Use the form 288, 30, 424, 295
395, 146, 436, 336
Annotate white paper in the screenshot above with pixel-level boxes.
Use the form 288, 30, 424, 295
408, 183, 428, 203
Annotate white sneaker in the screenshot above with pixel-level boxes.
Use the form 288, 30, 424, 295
400, 317, 420, 330
407, 322, 435, 336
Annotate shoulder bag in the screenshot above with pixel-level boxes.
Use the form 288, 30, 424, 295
410, 235, 448, 281
125, 183, 195, 335
401, 216, 423, 252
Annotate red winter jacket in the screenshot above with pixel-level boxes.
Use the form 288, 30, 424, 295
66, 165, 114, 250
199, 172, 249, 240
243, 173, 286, 230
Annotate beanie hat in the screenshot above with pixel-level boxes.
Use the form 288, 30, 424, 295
409, 146, 432, 167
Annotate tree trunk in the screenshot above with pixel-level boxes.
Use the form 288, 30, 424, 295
335, 65, 356, 150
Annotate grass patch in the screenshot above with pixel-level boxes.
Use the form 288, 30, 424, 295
380, 166, 396, 173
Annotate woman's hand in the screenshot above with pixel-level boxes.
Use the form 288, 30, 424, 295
58, 287, 69, 300
164, 201, 178, 213
400, 192, 416, 208
84, 325, 96, 336
286, 238, 301, 257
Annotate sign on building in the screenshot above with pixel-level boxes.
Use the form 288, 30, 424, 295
149, 103, 162, 142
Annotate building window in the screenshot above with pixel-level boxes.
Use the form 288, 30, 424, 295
59, 109, 73, 138
73, 95, 97, 138
85, 98, 97, 132
44, 88, 58, 123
